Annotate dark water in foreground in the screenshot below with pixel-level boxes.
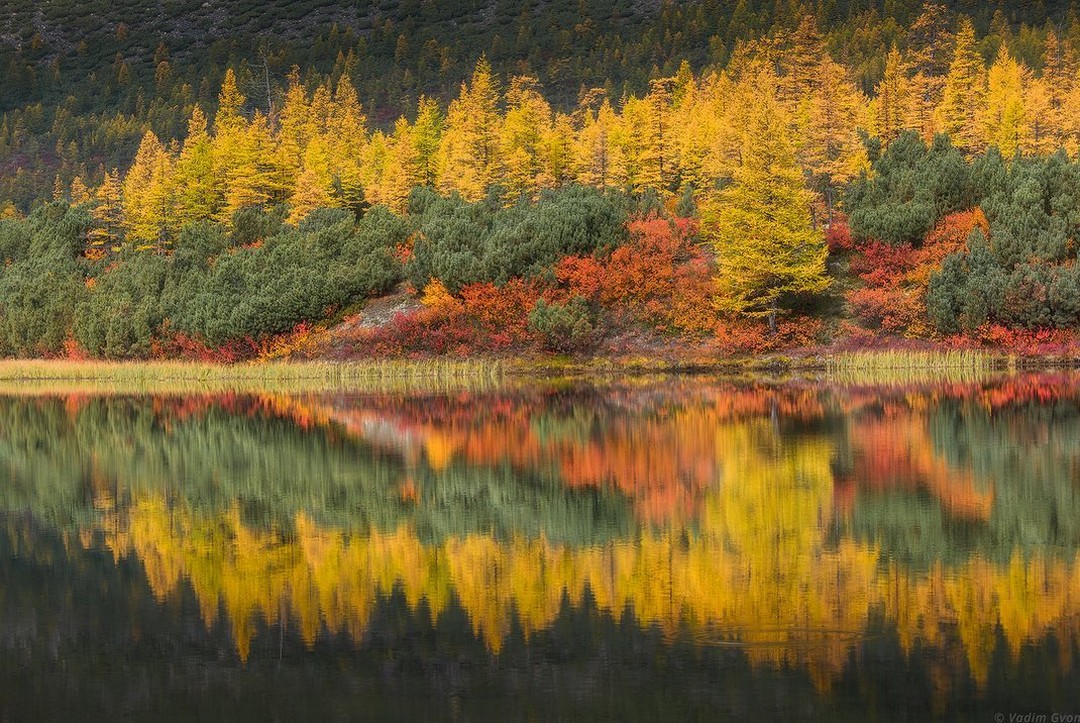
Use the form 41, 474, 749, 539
2, 375, 1080, 720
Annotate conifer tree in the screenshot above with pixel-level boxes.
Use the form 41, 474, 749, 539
213, 77, 269, 223
543, 112, 574, 187
174, 106, 219, 225
215, 68, 245, 136
88, 169, 123, 253
330, 77, 368, 209
800, 57, 869, 203
411, 96, 443, 187
701, 72, 829, 330
936, 19, 987, 155
984, 46, 1027, 158
874, 47, 910, 146
611, 94, 662, 194
70, 176, 90, 206
274, 69, 310, 195
500, 76, 553, 200
287, 134, 336, 224
122, 130, 174, 244
574, 94, 616, 188
436, 57, 501, 201
379, 117, 419, 213
1042, 30, 1078, 154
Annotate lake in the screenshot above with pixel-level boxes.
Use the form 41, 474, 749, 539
2, 374, 1079, 720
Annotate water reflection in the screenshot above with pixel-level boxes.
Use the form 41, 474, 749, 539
3, 376, 1080, 717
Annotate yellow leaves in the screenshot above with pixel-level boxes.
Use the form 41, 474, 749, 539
436, 57, 501, 201
286, 134, 337, 224
984, 46, 1028, 159
122, 130, 175, 244
935, 18, 988, 155
700, 72, 829, 319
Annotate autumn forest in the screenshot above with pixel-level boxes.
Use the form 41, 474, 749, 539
1, 3, 1080, 358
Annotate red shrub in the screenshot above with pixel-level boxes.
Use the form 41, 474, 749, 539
595, 218, 716, 336
554, 256, 605, 301
846, 209, 989, 337
714, 317, 826, 355
847, 287, 924, 334
825, 216, 855, 253
359, 279, 545, 356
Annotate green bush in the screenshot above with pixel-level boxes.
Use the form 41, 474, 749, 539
527, 296, 597, 353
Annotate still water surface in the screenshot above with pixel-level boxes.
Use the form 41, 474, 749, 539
2, 375, 1080, 719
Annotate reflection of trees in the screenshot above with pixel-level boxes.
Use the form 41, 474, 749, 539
0, 395, 634, 545
3, 376, 1080, 696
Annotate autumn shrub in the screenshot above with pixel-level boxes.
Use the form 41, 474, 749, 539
527, 296, 597, 353
167, 207, 405, 346
952, 323, 1080, 356
824, 215, 855, 253
713, 316, 826, 355
407, 185, 626, 292
0, 204, 89, 356
360, 278, 545, 356
554, 217, 716, 337
848, 209, 987, 336
846, 132, 980, 245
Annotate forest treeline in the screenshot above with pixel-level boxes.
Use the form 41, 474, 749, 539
7, 5, 1080, 357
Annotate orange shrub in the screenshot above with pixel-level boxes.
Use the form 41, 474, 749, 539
714, 317, 826, 355
847, 209, 987, 336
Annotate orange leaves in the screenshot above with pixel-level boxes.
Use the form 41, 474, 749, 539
847, 210, 988, 336
555, 217, 717, 337
360, 278, 544, 356
714, 316, 826, 354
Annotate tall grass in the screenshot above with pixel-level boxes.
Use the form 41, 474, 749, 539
0, 358, 505, 395
821, 349, 1006, 386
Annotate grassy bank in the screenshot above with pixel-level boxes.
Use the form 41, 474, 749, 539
0, 358, 506, 394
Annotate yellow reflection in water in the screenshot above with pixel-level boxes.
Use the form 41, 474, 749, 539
79, 410, 1080, 696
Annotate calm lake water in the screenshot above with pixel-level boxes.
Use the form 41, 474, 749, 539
2, 375, 1080, 720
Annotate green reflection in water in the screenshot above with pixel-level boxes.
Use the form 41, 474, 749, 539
0, 376, 1079, 718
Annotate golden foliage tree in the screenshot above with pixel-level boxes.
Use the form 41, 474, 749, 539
436, 57, 501, 201
701, 72, 829, 329
935, 19, 987, 154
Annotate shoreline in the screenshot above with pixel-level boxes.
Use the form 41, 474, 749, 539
0, 348, 1070, 394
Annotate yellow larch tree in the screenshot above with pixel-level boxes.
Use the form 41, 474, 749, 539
573, 92, 616, 188
874, 46, 911, 146
411, 96, 443, 188
70, 176, 91, 205
360, 130, 390, 207
436, 57, 501, 201
288, 134, 337, 224
542, 112, 574, 188
122, 130, 175, 245
329, 77, 368, 210
1041, 30, 1078, 155
499, 75, 553, 200
212, 70, 270, 223
983, 46, 1027, 158
699, 71, 742, 185
905, 71, 941, 143
935, 19, 987, 155
611, 94, 661, 194
173, 105, 219, 226
700, 71, 829, 331
377, 118, 420, 213
1022, 77, 1054, 156
799, 56, 870, 205
88, 169, 124, 253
